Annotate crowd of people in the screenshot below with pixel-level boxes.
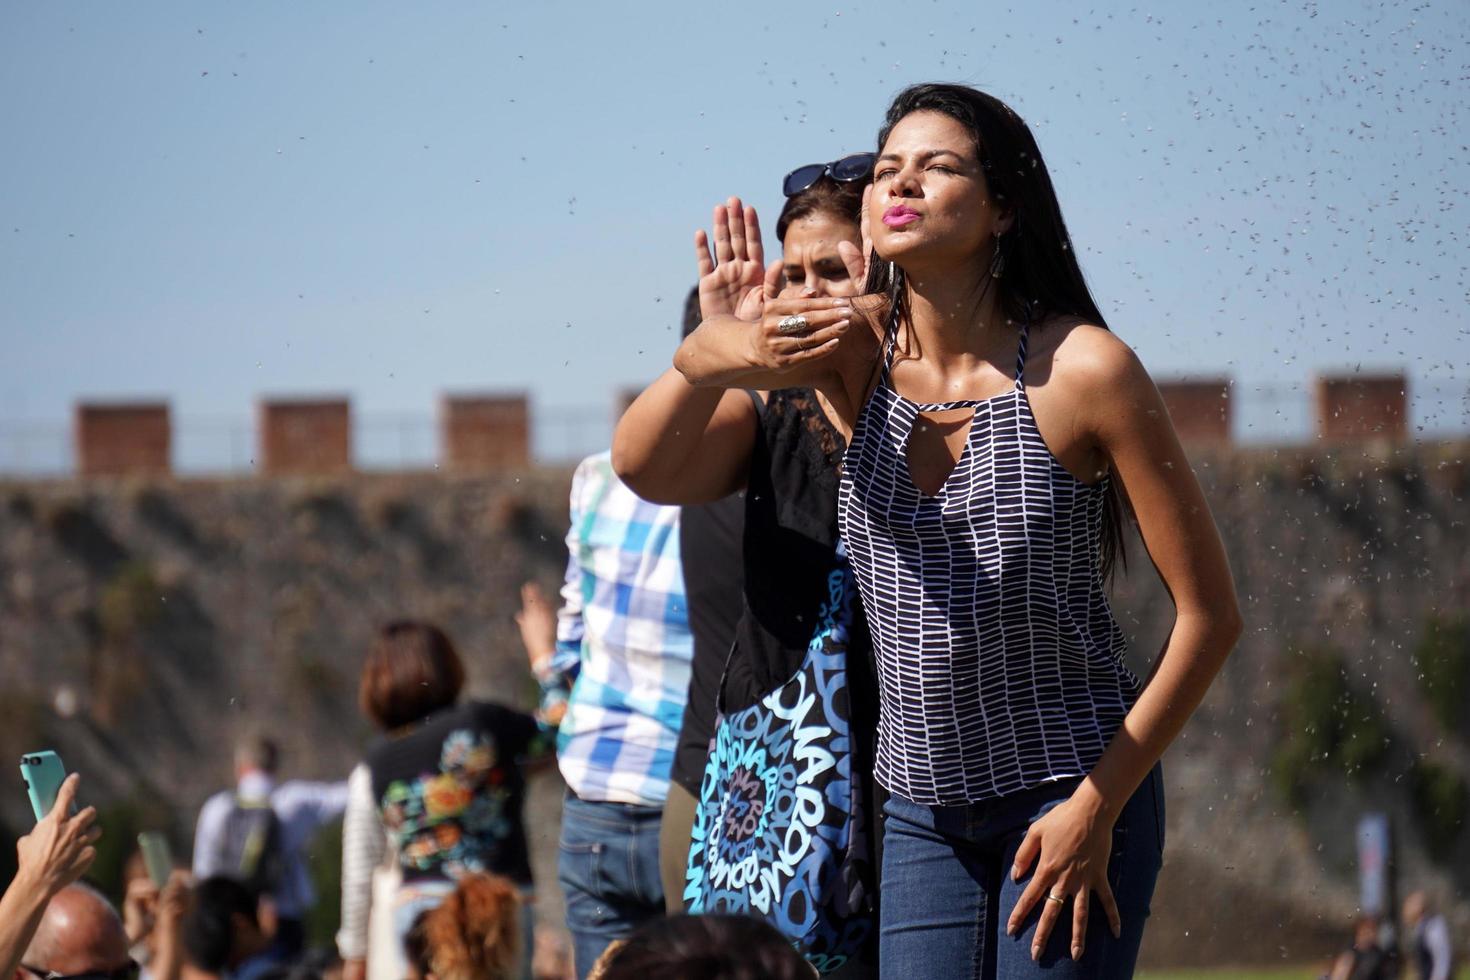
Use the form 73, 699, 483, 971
0, 770, 813, 980
1324, 900, 1458, 980
2, 80, 1456, 979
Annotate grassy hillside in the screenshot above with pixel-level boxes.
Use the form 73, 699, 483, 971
0, 442, 1465, 965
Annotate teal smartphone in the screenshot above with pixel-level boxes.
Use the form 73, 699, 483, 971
137, 832, 173, 888
20, 751, 71, 823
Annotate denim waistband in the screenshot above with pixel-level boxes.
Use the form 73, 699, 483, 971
564, 788, 664, 818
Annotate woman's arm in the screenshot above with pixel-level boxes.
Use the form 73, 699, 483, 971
1070, 337, 1242, 810
671, 302, 883, 431
1008, 331, 1242, 958
517, 580, 575, 731
611, 378, 757, 505
611, 198, 784, 504
0, 775, 99, 978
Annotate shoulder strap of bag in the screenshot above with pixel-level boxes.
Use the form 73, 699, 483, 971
713, 639, 739, 717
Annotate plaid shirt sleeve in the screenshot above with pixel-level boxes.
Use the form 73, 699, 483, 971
533, 458, 590, 726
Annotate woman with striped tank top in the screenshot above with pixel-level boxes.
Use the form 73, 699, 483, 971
672, 83, 1242, 977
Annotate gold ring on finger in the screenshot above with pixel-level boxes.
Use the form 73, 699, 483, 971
1045, 893, 1067, 905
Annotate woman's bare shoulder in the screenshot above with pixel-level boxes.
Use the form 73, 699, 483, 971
1033, 315, 1148, 396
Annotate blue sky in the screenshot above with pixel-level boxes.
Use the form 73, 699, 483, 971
2, 0, 1466, 471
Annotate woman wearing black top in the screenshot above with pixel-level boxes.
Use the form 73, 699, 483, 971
614, 162, 881, 977
355, 620, 550, 976
658, 286, 748, 914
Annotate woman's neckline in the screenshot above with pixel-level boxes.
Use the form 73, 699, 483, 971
881, 383, 1022, 413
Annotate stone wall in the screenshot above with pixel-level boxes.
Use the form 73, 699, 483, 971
75, 403, 170, 477
0, 441, 1465, 965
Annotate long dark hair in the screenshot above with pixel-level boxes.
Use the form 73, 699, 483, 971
864, 82, 1129, 582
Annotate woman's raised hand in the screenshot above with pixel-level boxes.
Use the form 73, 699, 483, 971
695, 197, 775, 322
14, 774, 99, 898
755, 185, 880, 374
742, 290, 854, 374
515, 582, 558, 670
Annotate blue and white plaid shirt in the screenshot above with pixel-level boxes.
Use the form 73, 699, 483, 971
540, 451, 691, 807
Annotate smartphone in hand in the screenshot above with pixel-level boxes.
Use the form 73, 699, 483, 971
20, 751, 72, 823
137, 832, 173, 888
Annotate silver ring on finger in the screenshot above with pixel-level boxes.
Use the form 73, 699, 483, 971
777, 313, 809, 334
1045, 893, 1067, 906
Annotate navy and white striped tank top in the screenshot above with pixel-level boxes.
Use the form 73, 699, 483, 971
837, 318, 1140, 805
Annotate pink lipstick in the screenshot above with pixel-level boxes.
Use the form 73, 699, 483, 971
883, 205, 921, 228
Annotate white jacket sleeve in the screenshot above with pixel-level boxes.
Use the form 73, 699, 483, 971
335, 763, 387, 961
1425, 916, 1453, 980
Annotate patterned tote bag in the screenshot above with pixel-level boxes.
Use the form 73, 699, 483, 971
683, 555, 875, 975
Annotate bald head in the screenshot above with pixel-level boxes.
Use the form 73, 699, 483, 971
22, 884, 130, 976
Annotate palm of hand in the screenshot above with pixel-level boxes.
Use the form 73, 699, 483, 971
695, 197, 775, 322
699, 259, 765, 321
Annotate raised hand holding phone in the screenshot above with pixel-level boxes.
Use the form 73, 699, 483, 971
20, 751, 72, 822
138, 831, 173, 888
17, 772, 100, 894
1, 773, 101, 980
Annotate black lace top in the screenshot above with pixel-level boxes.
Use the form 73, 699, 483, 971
725, 388, 875, 718
671, 490, 746, 795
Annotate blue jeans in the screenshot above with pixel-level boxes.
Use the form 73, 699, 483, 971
557, 793, 666, 980
879, 766, 1164, 979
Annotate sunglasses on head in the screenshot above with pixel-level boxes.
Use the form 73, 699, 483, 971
21, 963, 140, 980
781, 153, 877, 198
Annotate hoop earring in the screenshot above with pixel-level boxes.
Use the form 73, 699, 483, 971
988, 235, 1006, 279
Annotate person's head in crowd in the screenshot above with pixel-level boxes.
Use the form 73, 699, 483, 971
359, 620, 465, 732
234, 734, 280, 781
16, 883, 134, 980
776, 154, 871, 299
403, 873, 522, 980
182, 876, 272, 977
1402, 890, 1431, 927
1352, 914, 1382, 949
590, 914, 815, 980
